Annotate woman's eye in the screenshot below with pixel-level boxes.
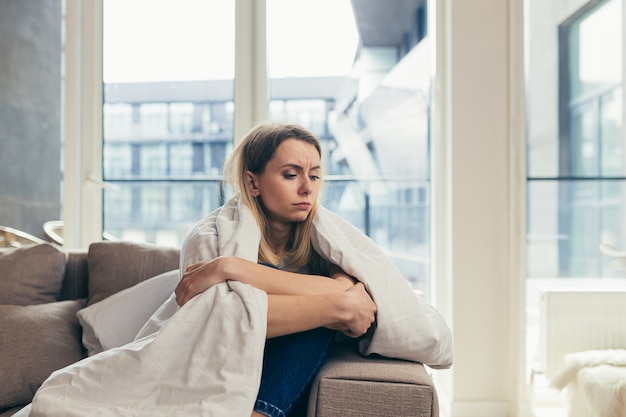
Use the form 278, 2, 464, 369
310, 175, 321, 181
283, 173, 297, 179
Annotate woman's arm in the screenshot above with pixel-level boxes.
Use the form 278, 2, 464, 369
175, 256, 377, 338
266, 283, 375, 338
176, 256, 354, 303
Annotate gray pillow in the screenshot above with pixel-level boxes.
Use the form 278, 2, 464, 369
0, 299, 85, 409
0, 243, 66, 305
87, 241, 179, 305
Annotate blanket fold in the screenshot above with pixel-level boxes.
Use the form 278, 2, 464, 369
311, 204, 452, 366
23, 196, 452, 417
29, 280, 267, 417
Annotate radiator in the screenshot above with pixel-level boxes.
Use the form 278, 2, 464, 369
539, 289, 626, 379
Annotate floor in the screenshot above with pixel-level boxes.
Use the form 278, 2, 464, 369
534, 406, 568, 417
530, 373, 568, 417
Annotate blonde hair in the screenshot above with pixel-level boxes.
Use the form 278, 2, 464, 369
223, 122, 323, 269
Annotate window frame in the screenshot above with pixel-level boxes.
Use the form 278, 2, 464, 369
63, 0, 268, 248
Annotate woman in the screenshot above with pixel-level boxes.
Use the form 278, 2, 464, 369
175, 122, 378, 417
23, 122, 450, 417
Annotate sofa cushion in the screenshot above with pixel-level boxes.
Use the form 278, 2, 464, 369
78, 269, 180, 356
0, 243, 66, 306
0, 300, 85, 409
87, 241, 180, 305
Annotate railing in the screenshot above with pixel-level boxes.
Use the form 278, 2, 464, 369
101, 175, 432, 296
0, 225, 46, 248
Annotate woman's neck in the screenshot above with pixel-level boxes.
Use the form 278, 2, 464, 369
265, 221, 292, 256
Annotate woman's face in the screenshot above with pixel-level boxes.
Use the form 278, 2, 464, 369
247, 138, 321, 225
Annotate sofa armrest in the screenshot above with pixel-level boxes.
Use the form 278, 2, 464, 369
307, 343, 438, 417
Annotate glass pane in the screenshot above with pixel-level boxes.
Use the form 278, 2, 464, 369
527, 0, 625, 276
569, 0, 622, 101
267, 0, 432, 296
600, 88, 624, 176
0, 2, 63, 245
527, 180, 626, 278
102, 0, 235, 246
570, 101, 598, 176
104, 182, 223, 246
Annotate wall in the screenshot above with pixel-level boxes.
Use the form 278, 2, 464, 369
0, 0, 62, 238
435, 0, 526, 415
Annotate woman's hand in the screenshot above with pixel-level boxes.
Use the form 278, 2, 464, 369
175, 257, 233, 306
327, 283, 377, 338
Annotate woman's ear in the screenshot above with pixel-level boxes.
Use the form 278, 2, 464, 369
245, 171, 260, 197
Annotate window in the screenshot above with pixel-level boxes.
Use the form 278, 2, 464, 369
560, 0, 624, 277
102, 0, 236, 246
100, 0, 432, 296
267, 0, 432, 296
527, 0, 624, 279
169, 143, 194, 176
525, 0, 624, 412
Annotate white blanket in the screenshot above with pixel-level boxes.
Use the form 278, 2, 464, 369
551, 349, 626, 417
23, 196, 452, 417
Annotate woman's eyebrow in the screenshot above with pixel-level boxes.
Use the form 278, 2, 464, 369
281, 163, 321, 171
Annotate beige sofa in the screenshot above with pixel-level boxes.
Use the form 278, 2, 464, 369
0, 241, 439, 417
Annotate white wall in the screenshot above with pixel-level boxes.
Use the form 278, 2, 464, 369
434, 1, 526, 415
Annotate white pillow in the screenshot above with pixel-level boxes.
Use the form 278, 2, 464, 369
77, 269, 180, 356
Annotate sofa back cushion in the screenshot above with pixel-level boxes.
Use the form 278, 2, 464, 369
0, 299, 85, 409
87, 241, 180, 305
0, 243, 66, 306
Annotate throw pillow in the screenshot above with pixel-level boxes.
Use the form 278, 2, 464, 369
0, 299, 85, 409
0, 243, 66, 306
77, 269, 180, 356
87, 241, 179, 305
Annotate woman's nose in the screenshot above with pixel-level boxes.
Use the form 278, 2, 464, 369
300, 177, 313, 194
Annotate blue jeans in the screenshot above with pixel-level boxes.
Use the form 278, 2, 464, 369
253, 327, 336, 417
